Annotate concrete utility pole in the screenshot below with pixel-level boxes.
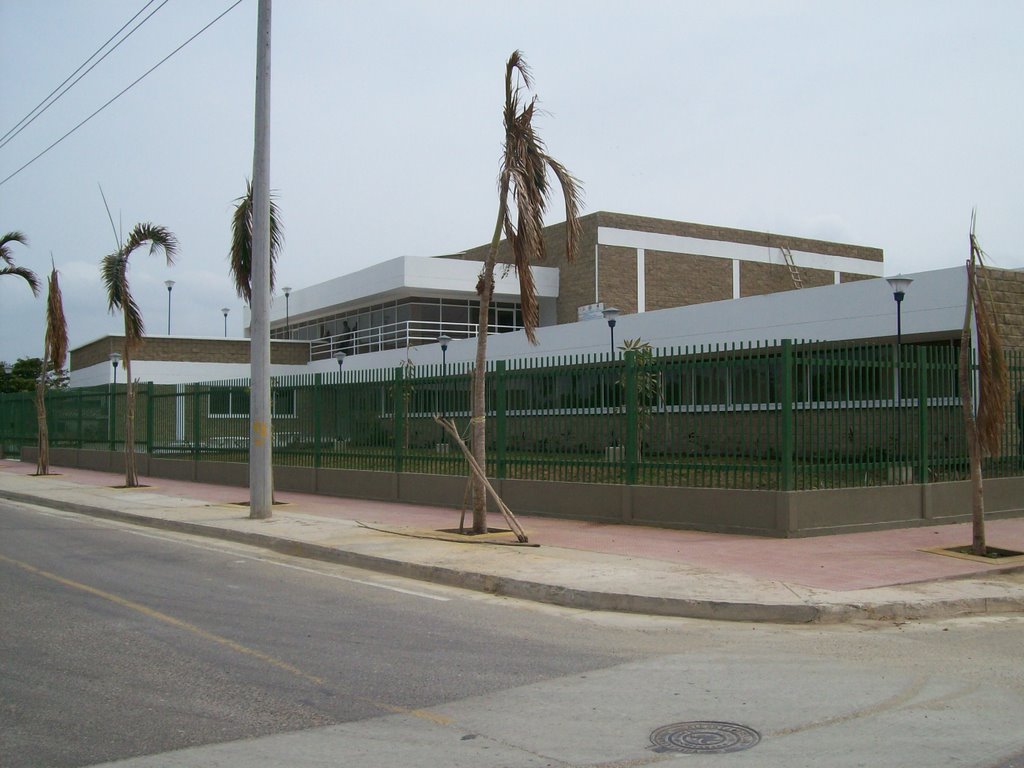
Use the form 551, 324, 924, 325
249, 0, 273, 519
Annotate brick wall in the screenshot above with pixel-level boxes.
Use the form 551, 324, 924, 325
988, 267, 1024, 352
596, 211, 884, 262
438, 211, 884, 325
645, 251, 732, 310
71, 336, 311, 371
740, 262, 836, 297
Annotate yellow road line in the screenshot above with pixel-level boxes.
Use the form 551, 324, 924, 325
0, 552, 453, 725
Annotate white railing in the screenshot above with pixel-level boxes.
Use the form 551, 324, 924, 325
309, 319, 521, 360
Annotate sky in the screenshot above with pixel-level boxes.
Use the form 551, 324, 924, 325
1, 0, 1022, 365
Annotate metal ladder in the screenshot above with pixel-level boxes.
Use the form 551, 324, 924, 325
780, 246, 803, 289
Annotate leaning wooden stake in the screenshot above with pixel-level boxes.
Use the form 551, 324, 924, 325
434, 415, 528, 543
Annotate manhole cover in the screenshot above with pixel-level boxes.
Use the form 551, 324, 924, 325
649, 721, 761, 754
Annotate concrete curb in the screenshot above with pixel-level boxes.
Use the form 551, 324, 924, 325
4, 488, 1024, 625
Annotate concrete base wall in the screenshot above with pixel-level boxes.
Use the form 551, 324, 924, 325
18, 447, 1024, 538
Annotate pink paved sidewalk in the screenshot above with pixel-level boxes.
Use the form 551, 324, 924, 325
3, 458, 1023, 592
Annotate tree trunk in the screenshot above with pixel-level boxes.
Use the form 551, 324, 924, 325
124, 351, 138, 487
34, 365, 49, 476
958, 271, 985, 556
470, 191, 508, 534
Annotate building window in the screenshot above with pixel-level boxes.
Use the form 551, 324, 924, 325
208, 387, 295, 418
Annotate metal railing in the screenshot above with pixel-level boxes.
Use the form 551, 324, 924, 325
308, 319, 521, 360
3, 341, 1022, 490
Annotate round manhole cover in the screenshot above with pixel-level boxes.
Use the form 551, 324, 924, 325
649, 721, 761, 754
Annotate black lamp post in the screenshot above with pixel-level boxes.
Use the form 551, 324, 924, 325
109, 352, 121, 452
437, 335, 451, 446
334, 351, 346, 372
886, 275, 913, 462
603, 307, 620, 358
164, 280, 175, 334
221, 307, 230, 337
282, 286, 292, 339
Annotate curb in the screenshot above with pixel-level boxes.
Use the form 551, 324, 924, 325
3, 488, 1024, 625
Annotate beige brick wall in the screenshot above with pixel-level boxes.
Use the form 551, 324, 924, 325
988, 267, 1024, 352
71, 336, 310, 371
645, 251, 732, 310
740, 262, 836, 297
438, 211, 885, 325
596, 211, 884, 263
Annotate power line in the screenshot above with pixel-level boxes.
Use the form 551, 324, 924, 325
0, 0, 166, 149
0, 0, 246, 189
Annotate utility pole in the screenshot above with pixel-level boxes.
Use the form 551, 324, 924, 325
249, 0, 273, 519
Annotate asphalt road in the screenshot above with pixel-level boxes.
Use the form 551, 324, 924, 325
3, 498, 1024, 768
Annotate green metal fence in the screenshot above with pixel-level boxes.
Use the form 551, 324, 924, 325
3, 340, 1022, 490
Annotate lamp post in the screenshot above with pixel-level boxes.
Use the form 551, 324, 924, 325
164, 280, 175, 334
886, 276, 912, 464
109, 352, 121, 452
437, 335, 451, 447
334, 351, 346, 372
282, 286, 292, 339
221, 307, 230, 337
603, 307, 620, 358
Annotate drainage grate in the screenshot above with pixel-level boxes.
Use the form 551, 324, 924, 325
649, 721, 761, 754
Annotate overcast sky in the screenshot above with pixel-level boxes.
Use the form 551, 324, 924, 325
1, 0, 1021, 364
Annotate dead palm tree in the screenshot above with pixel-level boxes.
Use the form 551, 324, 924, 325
101, 223, 178, 487
1, 231, 40, 295
469, 50, 582, 533
229, 180, 284, 303
35, 260, 68, 475
958, 213, 1010, 555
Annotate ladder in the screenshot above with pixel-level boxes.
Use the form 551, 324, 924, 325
780, 247, 803, 290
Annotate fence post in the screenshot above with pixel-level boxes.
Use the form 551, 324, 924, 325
108, 384, 116, 453
393, 366, 405, 473
916, 345, 929, 483
145, 382, 154, 455
495, 360, 507, 480
191, 384, 201, 463
76, 388, 84, 448
313, 373, 322, 469
625, 350, 638, 485
780, 339, 795, 491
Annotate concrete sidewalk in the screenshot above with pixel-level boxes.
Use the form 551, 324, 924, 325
2, 458, 1023, 623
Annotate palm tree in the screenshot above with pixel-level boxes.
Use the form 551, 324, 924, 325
469, 50, 583, 533
101, 223, 178, 487
958, 213, 1010, 555
229, 180, 284, 303
35, 261, 68, 475
1, 231, 39, 295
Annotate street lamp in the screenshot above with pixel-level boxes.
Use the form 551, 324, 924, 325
437, 335, 452, 447
282, 286, 292, 339
334, 351, 346, 372
164, 280, 175, 334
221, 307, 230, 338
603, 307, 620, 358
886, 276, 912, 463
109, 352, 121, 452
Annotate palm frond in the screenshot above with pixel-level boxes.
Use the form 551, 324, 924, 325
44, 266, 68, 372
0, 265, 41, 296
123, 222, 179, 265
0, 231, 28, 266
494, 51, 583, 344
967, 224, 1009, 457
229, 179, 284, 302
0, 231, 39, 295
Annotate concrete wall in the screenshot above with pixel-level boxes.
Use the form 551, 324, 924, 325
25, 447, 1024, 538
